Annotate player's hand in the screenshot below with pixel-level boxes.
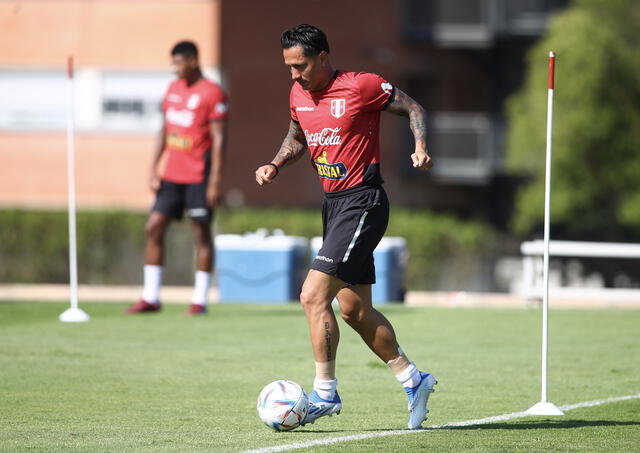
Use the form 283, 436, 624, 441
411, 149, 433, 172
255, 164, 278, 186
206, 185, 223, 207
149, 173, 161, 192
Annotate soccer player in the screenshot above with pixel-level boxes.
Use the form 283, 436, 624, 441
255, 25, 436, 429
126, 41, 228, 316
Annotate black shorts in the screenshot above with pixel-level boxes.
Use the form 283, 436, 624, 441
152, 180, 212, 224
311, 185, 389, 285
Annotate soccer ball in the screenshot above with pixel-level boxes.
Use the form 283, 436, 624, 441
257, 380, 309, 431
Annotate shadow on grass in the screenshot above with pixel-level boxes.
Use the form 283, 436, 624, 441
295, 428, 414, 434
292, 427, 409, 434
272, 419, 640, 437
437, 419, 640, 430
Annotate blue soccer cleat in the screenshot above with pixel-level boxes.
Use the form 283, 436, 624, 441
301, 390, 342, 425
405, 372, 437, 429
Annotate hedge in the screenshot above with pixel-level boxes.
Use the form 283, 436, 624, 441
0, 208, 496, 290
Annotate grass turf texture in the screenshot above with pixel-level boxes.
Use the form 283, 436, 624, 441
0, 302, 638, 452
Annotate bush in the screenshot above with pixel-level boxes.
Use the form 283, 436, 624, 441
0, 208, 496, 290
387, 209, 494, 290
216, 207, 322, 239
1, 210, 143, 284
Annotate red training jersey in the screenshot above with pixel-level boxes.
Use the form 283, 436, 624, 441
289, 70, 393, 193
161, 78, 229, 184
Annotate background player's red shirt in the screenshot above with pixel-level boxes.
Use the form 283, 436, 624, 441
289, 71, 393, 193
162, 78, 228, 184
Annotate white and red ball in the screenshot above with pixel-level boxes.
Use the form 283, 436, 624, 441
257, 380, 308, 431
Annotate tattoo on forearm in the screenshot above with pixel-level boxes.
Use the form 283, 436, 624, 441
274, 120, 308, 167
324, 321, 332, 361
385, 89, 427, 149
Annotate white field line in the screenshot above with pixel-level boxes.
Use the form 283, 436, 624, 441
243, 393, 640, 453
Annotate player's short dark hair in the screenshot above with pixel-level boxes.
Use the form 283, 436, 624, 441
281, 24, 330, 57
171, 41, 198, 59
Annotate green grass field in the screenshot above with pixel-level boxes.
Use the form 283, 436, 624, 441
1, 302, 638, 452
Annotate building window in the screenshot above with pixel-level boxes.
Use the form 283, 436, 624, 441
101, 71, 171, 132
404, 0, 497, 47
403, 112, 496, 184
0, 69, 171, 132
0, 70, 67, 130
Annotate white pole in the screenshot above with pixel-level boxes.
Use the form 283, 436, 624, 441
60, 56, 89, 323
526, 52, 562, 416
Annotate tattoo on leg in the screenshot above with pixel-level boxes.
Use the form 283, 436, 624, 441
324, 321, 332, 361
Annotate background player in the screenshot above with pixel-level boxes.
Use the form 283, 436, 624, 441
255, 24, 436, 429
126, 41, 228, 315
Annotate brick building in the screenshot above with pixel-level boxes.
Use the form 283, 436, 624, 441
0, 0, 567, 225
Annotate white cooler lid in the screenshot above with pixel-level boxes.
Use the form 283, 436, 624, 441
216, 233, 308, 250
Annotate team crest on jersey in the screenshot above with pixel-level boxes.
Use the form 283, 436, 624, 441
330, 99, 346, 118
187, 94, 200, 109
215, 102, 228, 115
314, 151, 348, 180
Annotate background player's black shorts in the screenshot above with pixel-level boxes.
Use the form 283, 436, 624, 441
152, 180, 212, 224
311, 185, 389, 285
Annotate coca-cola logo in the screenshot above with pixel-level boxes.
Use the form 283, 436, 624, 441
304, 127, 342, 146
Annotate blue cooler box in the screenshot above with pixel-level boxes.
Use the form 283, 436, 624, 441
216, 234, 309, 303
310, 236, 407, 304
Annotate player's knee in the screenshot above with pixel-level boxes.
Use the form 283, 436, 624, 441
144, 220, 163, 240
191, 223, 212, 246
340, 307, 365, 326
193, 233, 212, 250
299, 287, 315, 309
299, 288, 326, 316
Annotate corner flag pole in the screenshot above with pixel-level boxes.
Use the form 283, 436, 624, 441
526, 52, 562, 416
59, 56, 89, 323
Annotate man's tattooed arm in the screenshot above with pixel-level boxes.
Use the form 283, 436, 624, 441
256, 120, 308, 185
273, 120, 308, 168
384, 88, 432, 171
384, 88, 427, 151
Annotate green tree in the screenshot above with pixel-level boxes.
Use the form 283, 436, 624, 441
505, 0, 640, 240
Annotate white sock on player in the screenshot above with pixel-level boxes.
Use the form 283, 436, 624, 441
395, 362, 421, 388
313, 377, 337, 401
142, 265, 163, 304
192, 270, 211, 306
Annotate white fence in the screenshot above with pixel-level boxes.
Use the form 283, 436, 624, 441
521, 240, 640, 301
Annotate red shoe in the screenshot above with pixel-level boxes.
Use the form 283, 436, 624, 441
125, 299, 161, 314
186, 304, 207, 315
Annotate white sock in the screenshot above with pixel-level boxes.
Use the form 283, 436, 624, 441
142, 265, 162, 304
192, 270, 211, 306
395, 362, 421, 388
313, 377, 337, 401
